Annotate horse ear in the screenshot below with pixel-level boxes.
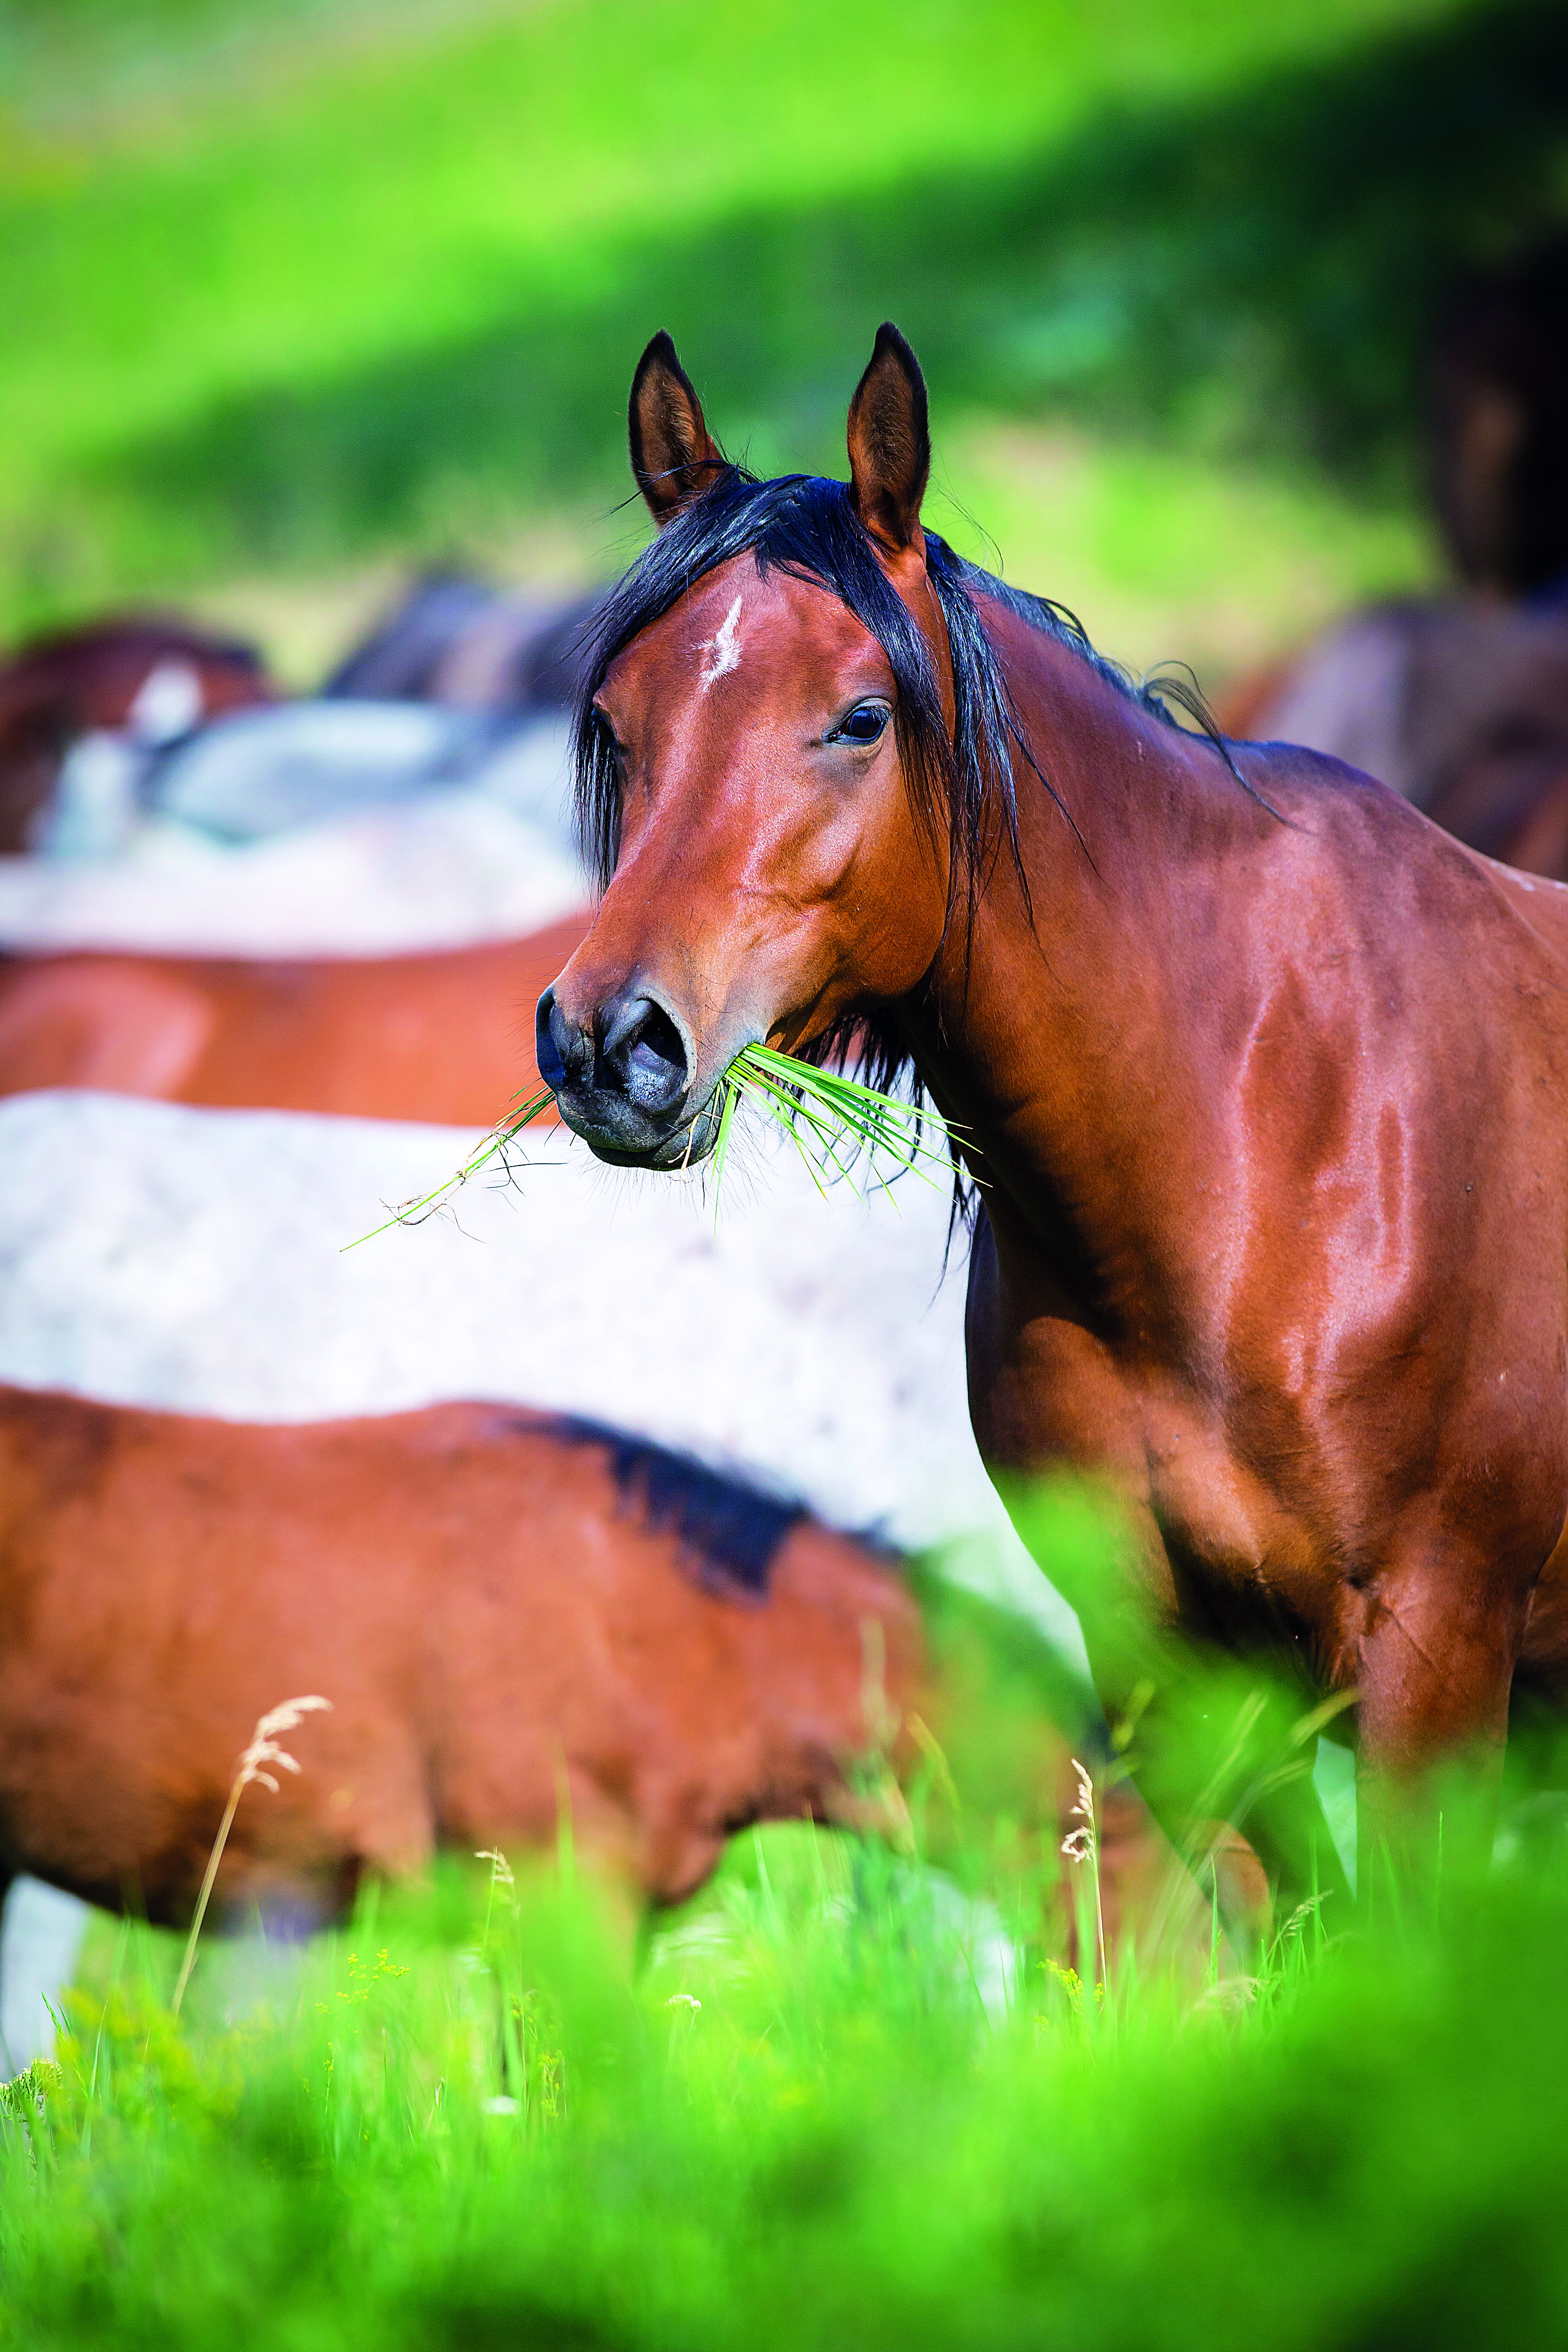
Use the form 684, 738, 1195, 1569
629, 332, 726, 526
847, 323, 931, 558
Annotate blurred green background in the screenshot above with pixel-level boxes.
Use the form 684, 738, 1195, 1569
1, 0, 1565, 686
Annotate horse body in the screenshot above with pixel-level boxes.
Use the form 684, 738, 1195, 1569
0, 1374, 1255, 1984
939, 597, 1568, 1762
539, 324, 1568, 1903
0, 1384, 922, 1923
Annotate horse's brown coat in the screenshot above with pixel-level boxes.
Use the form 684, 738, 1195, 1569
0, 914, 585, 1122
0, 1381, 1245, 1970
0, 1385, 921, 1923
544, 328, 1568, 1905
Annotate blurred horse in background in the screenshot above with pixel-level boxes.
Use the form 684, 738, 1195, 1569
324, 574, 605, 716
0, 1385, 919, 1920
0, 581, 604, 1121
1221, 231, 1568, 879
0, 616, 276, 854
0, 1380, 1253, 1969
0, 914, 584, 1123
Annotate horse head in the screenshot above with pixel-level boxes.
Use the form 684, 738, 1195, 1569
536, 326, 966, 1168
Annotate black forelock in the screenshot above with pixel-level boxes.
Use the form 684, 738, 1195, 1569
574, 468, 958, 892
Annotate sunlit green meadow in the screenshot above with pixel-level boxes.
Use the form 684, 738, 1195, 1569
9, 1749, 1568, 2349
4, 1502, 1568, 2350
8, 0, 1563, 679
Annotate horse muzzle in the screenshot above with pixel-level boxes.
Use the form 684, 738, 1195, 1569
535, 983, 717, 1167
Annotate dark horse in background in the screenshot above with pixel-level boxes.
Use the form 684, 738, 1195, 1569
536, 324, 1568, 1923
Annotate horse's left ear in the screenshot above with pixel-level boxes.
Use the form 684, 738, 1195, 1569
847, 323, 931, 559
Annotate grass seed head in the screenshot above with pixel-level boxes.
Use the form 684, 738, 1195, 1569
237, 1695, 333, 1795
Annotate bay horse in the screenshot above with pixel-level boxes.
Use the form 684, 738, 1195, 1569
0, 1382, 1240, 1975
536, 324, 1568, 1915
0, 913, 585, 1123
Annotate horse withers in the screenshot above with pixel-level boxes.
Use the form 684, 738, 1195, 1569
538, 324, 1568, 1918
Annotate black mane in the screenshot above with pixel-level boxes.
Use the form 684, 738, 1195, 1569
548, 1414, 812, 1601
572, 461, 1237, 1108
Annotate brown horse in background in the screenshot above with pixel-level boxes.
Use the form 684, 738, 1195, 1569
0, 1384, 919, 1923
1216, 610, 1568, 882
0, 913, 585, 1123
1215, 233, 1568, 883
0, 1382, 1243, 1968
0, 616, 275, 853
538, 324, 1568, 1916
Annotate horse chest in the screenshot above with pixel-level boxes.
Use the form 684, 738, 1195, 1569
1139, 1405, 1350, 1663
966, 1222, 1376, 1672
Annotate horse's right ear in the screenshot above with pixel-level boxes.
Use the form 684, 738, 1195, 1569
629, 332, 726, 526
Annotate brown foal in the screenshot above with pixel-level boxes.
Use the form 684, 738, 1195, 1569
0, 1386, 919, 1925
0, 1382, 1233, 1970
538, 325, 1568, 1914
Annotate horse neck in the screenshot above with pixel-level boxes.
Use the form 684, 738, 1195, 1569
908, 614, 1258, 1280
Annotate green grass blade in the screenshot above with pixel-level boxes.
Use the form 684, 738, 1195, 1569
708, 1076, 744, 1232
346, 1043, 961, 1245
341, 1084, 557, 1251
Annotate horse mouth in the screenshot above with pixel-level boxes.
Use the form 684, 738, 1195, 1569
552, 1083, 721, 1172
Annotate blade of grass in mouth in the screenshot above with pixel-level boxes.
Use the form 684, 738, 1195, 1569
342, 1048, 965, 1250
341, 1082, 557, 1249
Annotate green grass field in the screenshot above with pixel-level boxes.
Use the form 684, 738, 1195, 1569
6, 0, 1565, 679
3, 1503, 1567, 2349
7, 1713, 1568, 2349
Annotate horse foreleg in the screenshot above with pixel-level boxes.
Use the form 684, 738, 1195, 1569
1353, 1556, 1524, 1906
1122, 1699, 1351, 1961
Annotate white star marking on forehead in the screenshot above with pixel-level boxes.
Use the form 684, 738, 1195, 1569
698, 594, 744, 692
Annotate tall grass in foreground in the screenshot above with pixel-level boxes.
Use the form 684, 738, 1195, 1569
7, 1803, 1568, 2352
1, 1532, 1564, 2351
170, 1696, 331, 2015
2, 1503, 1561, 2351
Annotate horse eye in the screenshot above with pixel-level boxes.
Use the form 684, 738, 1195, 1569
591, 708, 627, 766
830, 702, 889, 746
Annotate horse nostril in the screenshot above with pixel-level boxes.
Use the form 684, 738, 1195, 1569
598, 994, 692, 1114
535, 987, 590, 1093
